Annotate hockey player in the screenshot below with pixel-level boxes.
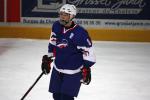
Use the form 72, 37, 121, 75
41, 4, 96, 100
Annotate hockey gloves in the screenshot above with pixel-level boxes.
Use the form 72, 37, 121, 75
80, 67, 91, 85
41, 55, 53, 75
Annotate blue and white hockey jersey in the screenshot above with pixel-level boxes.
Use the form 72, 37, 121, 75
48, 21, 96, 74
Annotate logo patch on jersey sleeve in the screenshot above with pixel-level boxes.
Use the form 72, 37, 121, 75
87, 38, 92, 46
49, 32, 57, 45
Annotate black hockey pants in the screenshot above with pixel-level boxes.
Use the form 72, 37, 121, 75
53, 93, 74, 100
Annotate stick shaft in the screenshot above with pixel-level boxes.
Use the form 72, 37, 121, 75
20, 72, 44, 100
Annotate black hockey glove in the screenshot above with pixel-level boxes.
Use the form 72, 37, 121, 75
41, 55, 53, 75
80, 67, 91, 85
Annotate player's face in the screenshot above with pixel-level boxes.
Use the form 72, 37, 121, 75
59, 12, 70, 21
59, 12, 71, 26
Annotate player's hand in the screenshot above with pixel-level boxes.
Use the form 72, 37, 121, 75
80, 67, 91, 85
41, 55, 53, 75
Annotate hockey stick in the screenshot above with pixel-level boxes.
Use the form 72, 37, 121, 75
20, 72, 44, 100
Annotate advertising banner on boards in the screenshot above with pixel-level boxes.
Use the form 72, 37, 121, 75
21, 0, 150, 29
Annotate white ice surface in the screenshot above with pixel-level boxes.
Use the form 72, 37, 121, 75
0, 38, 150, 100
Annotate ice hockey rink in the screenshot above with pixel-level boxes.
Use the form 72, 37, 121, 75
0, 38, 150, 100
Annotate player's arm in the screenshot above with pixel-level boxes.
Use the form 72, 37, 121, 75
76, 29, 96, 68
77, 44, 96, 68
48, 31, 57, 57
76, 29, 96, 85
41, 31, 56, 75
78, 40, 96, 85
48, 21, 59, 57
41, 22, 57, 74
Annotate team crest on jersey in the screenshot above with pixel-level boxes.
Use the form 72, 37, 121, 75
57, 39, 68, 48
69, 33, 74, 39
